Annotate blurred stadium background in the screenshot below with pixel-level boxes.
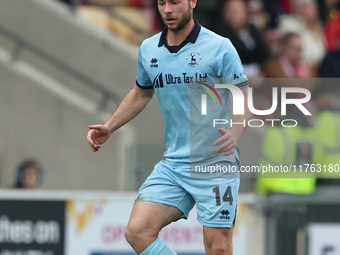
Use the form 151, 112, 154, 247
0, 0, 339, 254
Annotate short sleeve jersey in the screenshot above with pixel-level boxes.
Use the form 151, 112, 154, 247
136, 21, 248, 165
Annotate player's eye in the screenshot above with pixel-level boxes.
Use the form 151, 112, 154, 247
158, 0, 165, 6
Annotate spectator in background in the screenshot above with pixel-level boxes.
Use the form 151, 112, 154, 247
316, 0, 339, 25
194, 0, 219, 29
262, 32, 311, 78
278, 0, 326, 73
324, 2, 340, 51
213, 0, 269, 77
260, 33, 315, 126
319, 32, 340, 77
262, 0, 290, 28
14, 159, 44, 189
312, 83, 340, 185
247, 0, 269, 31
256, 106, 317, 195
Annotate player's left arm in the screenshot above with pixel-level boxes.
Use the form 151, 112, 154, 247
213, 86, 253, 156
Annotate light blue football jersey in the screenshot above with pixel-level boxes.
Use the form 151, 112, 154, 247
136, 21, 248, 165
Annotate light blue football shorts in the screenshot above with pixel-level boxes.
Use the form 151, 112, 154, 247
135, 159, 240, 228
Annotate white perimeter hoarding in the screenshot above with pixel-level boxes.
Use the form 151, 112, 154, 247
308, 224, 340, 255
65, 193, 263, 255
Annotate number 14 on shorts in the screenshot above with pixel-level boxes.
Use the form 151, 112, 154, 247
213, 186, 233, 206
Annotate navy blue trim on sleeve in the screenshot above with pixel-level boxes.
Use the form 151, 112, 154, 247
235, 81, 249, 88
136, 80, 154, 90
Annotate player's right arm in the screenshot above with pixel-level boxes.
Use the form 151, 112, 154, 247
87, 85, 154, 152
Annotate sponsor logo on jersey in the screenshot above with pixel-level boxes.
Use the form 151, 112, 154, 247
150, 58, 159, 68
234, 72, 245, 79
220, 209, 230, 220
153, 73, 164, 88
152, 72, 208, 88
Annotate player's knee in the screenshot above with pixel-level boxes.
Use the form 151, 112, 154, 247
206, 238, 232, 255
125, 224, 142, 245
125, 222, 158, 245
209, 241, 232, 255
124, 225, 135, 245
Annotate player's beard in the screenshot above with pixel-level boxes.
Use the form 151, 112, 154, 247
164, 5, 192, 32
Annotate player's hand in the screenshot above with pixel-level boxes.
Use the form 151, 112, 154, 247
213, 128, 237, 156
87, 124, 110, 152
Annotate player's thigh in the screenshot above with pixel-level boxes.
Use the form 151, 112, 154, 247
127, 201, 183, 235
134, 161, 195, 220
128, 161, 194, 235
203, 226, 233, 255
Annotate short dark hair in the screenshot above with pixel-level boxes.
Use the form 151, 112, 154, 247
14, 159, 42, 188
17, 159, 40, 172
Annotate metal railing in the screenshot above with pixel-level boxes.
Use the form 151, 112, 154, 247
0, 24, 121, 112
258, 187, 340, 255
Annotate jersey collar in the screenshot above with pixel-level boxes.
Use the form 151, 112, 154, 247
158, 20, 201, 53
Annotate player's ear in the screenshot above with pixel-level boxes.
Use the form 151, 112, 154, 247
190, 0, 197, 9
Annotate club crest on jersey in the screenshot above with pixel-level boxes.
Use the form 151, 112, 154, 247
186, 52, 201, 67
150, 58, 158, 68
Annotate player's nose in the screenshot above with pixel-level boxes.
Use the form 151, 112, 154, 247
164, 3, 173, 13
